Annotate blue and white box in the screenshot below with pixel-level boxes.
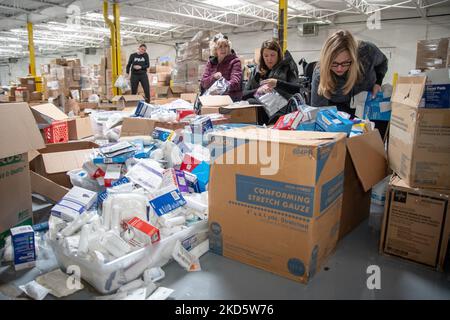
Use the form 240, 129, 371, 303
190, 117, 213, 135
363, 91, 392, 121
52, 186, 97, 221
11, 226, 36, 271
315, 109, 353, 135
149, 188, 187, 216
423, 68, 450, 108
152, 127, 176, 142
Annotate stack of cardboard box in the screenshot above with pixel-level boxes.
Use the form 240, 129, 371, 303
98, 49, 127, 101
41, 58, 82, 101
416, 37, 450, 71
171, 31, 214, 94
380, 74, 450, 273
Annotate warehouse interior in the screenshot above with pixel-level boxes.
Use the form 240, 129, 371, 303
0, 0, 449, 301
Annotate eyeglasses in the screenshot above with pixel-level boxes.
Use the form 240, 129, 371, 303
331, 60, 352, 68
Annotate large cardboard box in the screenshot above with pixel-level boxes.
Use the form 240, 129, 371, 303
29, 141, 98, 188
339, 129, 388, 239
388, 76, 450, 189
416, 37, 450, 71
208, 128, 347, 283
380, 175, 450, 272
111, 94, 144, 108
200, 96, 261, 124
67, 116, 93, 140
0, 103, 45, 246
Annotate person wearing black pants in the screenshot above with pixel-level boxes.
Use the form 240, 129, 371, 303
126, 43, 150, 103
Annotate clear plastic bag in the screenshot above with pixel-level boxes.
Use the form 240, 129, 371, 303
115, 75, 131, 92
255, 91, 288, 118
203, 77, 229, 96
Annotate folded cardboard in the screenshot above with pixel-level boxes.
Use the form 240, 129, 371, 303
111, 95, 144, 108
388, 76, 450, 189
0, 103, 45, 246
30, 171, 69, 203
30, 103, 68, 127
199, 96, 261, 124
29, 141, 98, 188
209, 128, 347, 283
339, 129, 387, 239
380, 175, 450, 272
67, 116, 93, 140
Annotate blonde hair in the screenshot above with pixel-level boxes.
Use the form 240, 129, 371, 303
318, 30, 362, 99
210, 34, 232, 57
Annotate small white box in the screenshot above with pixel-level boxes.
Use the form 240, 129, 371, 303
11, 226, 36, 271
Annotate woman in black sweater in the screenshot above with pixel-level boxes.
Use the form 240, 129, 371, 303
126, 43, 150, 103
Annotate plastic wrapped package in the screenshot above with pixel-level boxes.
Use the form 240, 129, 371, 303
256, 91, 289, 118
203, 77, 229, 96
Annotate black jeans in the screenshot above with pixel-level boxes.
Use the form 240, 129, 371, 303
130, 72, 150, 103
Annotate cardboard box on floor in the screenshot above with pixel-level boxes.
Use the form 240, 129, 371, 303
388, 76, 450, 189
0, 102, 45, 246
339, 129, 388, 239
67, 116, 93, 140
29, 103, 68, 129
199, 95, 261, 124
208, 128, 347, 283
111, 95, 144, 108
121, 116, 231, 137
29, 141, 98, 188
380, 175, 450, 272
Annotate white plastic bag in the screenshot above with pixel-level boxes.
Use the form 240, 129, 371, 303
203, 77, 229, 96
115, 75, 131, 92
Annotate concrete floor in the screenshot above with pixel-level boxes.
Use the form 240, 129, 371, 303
1, 197, 449, 300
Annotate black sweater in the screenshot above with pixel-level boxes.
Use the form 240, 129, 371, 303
126, 52, 149, 74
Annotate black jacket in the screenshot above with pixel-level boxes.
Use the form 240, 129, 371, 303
126, 52, 149, 75
243, 50, 299, 100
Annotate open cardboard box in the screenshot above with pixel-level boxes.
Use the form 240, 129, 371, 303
339, 129, 388, 239
67, 116, 93, 140
111, 94, 144, 108
29, 102, 68, 128
199, 95, 261, 124
29, 141, 98, 188
0, 102, 45, 245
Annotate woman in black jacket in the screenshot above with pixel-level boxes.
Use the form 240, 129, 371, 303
243, 40, 299, 124
126, 44, 150, 103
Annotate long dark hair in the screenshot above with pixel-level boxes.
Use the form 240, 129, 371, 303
259, 40, 283, 76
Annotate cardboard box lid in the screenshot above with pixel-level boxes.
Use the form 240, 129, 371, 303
121, 117, 157, 136
41, 149, 93, 174
346, 129, 387, 192
111, 95, 144, 102
0, 102, 45, 159
220, 104, 262, 111
30, 103, 68, 121
211, 127, 345, 146
199, 95, 233, 107
30, 171, 69, 202
391, 76, 426, 107
389, 174, 450, 197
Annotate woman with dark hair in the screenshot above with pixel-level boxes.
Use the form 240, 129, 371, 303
126, 43, 150, 103
243, 40, 298, 101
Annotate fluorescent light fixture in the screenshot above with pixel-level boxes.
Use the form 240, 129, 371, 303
136, 20, 174, 29
203, 0, 242, 6
85, 12, 128, 21
8, 44, 22, 48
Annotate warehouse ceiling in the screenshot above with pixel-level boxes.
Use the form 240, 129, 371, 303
0, 0, 449, 60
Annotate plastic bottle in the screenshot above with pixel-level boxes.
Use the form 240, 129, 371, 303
61, 212, 93, 237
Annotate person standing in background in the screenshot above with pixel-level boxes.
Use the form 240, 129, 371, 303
126, 43, 150, 103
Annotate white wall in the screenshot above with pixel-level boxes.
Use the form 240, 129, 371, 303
2, 16, 449, 86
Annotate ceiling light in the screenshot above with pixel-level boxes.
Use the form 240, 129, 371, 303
203, 0, 242, 6
85, 12, 128, 21
136, 20, 174, 29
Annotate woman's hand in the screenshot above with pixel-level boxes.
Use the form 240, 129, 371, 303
256, 84, 272, 95
260, 78, 277, 89
213, 72, 222, 80
371, 84, 382, 99
133, 65, 142, 70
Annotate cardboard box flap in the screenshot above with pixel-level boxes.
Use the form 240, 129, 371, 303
199, 95, 233, 107
211, 127, 345, 146
30, 171, 69, 202
121, 117, 156, 137
30, 103, 68, 121
111, 96, 121, 102
41, 149, 93, 174
123, 95, 144, 102
0, 102, 45, 159
37, 141, 98, 154
28, 150, 40, 163
220, 104, 262, 111
391, 76, 426, 106
390, 174, 450, 196
346, 129, 387, 192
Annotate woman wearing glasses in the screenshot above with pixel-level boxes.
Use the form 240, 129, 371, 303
310, 30, 388, 116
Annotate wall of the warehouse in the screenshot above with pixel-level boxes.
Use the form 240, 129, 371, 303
1, 15, 449, 86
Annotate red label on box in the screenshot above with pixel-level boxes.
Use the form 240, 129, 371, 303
180, 154, 201, 172
127, 217, 160, 244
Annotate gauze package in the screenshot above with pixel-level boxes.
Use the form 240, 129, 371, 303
256, 91, 288, 118
203, 77, 229, 96
19, 281, 50, 300
126, 159, 164, 192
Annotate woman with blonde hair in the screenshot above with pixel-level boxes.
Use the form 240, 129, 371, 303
311, 30, 388, 116
201, 34, 242, 101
